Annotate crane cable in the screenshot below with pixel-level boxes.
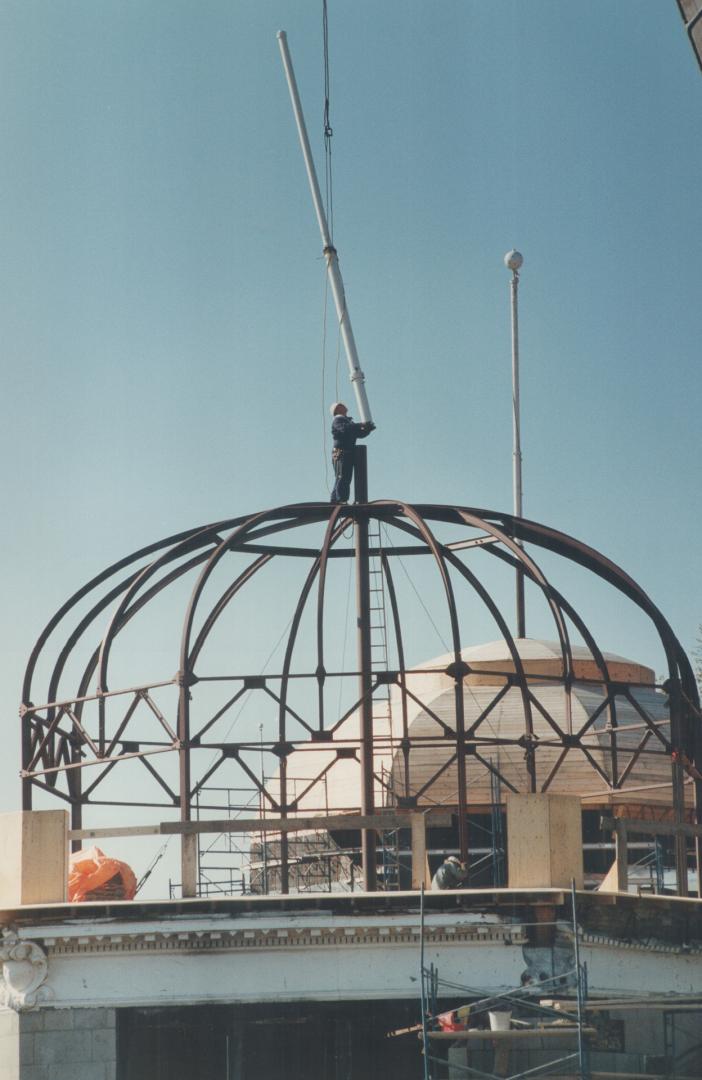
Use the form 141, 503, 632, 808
322, 0, 334, 242
135, 836, 173, 895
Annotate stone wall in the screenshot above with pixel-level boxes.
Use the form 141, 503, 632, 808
0, 1008, 116, 1080
0, 1010, 20, 1080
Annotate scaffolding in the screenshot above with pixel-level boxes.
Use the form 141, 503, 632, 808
195, 785, 257, 897
184, 781, 511, 897
190, 778, 366, 896
171, 774, 651, 902
418, 882, 591, 1080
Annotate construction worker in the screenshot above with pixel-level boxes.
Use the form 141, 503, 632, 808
329, 402, 375, 504
431, 855, 468, 891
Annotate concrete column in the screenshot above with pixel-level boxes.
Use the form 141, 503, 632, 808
0, 1007, 116, 1080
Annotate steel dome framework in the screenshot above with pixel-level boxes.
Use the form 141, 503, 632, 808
20, 478, 702, 895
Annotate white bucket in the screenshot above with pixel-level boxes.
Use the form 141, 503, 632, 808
488, 1010, 512, 1031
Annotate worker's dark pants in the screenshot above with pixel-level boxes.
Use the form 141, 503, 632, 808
330, 450, 354, 503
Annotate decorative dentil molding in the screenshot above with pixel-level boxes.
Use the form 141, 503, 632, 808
0, 929, 53, 1011
40, 921, 527, 957
581, 930, 702, 955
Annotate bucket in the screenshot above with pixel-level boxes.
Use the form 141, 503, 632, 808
488, 1010, 511, 1032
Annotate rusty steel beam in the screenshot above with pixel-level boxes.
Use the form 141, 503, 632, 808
18, 498, 700, 899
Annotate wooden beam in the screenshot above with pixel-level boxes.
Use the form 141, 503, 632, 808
69, 810, 449, 842
581, 1002, 702, 1013
426, 1027, 597, 1040
544, 1074, 663, 1080
601, 815, 702, 839
543, 996, 702, 1010
70, 823, 163, 840
545, 1074, 663, 1080
181, 832, 198, 899
614, 819, 628, 892
410, 812, 430, 889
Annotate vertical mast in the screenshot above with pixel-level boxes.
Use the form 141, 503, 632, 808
505, 249, 525, 638
277, 30, 373, 425
354, 447, 377, 889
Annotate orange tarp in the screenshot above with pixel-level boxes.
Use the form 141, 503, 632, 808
68, 845, 137, 902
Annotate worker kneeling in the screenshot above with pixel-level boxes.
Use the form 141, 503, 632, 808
431, 855, 468, 890
329, 402, 375, 504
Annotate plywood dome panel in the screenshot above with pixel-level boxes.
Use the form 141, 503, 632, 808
385, 639, 684, 812
278, 638, 683, 816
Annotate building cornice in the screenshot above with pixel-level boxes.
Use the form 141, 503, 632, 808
26, 912, 528, 956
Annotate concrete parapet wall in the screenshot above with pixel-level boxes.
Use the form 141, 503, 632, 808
0, 812, 68, 907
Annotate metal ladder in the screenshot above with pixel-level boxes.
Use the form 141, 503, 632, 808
368, 517, 392, 743
368, 519, 400, 887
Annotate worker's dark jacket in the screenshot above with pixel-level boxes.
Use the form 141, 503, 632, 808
431, 860, 466, 891
331, 415, 371, 451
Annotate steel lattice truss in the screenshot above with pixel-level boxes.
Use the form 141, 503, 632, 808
20, 501, 702, 890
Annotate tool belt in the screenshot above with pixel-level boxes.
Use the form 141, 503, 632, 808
332, 447, 344, 463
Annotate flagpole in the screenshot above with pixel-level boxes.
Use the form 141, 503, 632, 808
505, 249, 525, 638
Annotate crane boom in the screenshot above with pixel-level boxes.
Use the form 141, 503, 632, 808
277, 30, 373, 426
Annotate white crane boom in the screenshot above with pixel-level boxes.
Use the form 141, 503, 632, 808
277, 30, 373, 426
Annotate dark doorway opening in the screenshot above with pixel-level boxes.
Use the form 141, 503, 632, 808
118, 999, 424, 1080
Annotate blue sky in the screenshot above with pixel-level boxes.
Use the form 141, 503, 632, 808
1, 3, 700, 887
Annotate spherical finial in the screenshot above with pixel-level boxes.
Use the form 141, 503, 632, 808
504, 249, 523, 272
